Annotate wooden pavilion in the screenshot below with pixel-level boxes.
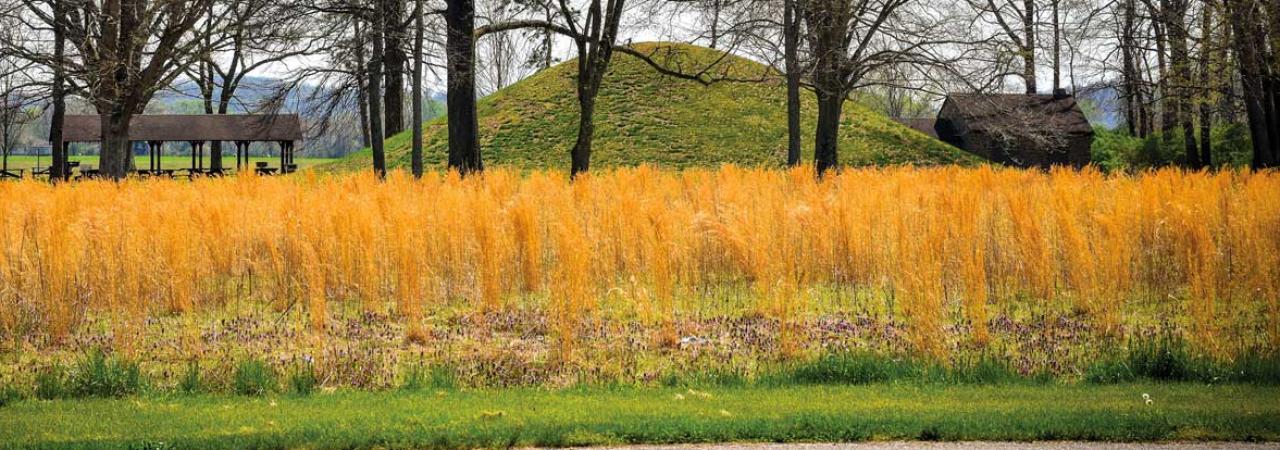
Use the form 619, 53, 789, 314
57, 114, 303, 178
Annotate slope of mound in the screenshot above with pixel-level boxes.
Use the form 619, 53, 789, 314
324, 43, 975, 171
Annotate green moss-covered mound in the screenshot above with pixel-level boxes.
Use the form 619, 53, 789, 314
324, 42, 974, 171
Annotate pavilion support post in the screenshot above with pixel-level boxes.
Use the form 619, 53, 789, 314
238, 141, 250, 171
188, 141, 205, 172
148, 141, 163, 173
279, 141, 285, 172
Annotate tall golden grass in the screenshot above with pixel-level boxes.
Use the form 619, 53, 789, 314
0, 166, 1276, 357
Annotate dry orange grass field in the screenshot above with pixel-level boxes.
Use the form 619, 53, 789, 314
0, 166, 1277, 387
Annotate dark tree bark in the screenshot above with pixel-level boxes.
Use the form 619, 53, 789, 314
783, 0, 802, 166
369, 12, 387, 178
100, 110, 136, 177
1147, 0, 1175, 138
49, 0, 66, 182
1166, 0, 1199, 168
381, 0, 408, 136
1196, 1, 1213, 166
709, 0, 722, 49
1051, 0, 1060, 93
445, 0, 483, 174
1229, 0, 1275, 168
1022, 0, 1037, 94
411, 0, 424, 178
1119, 0, 1149, 137
813, 89, 843, 175
570, 91, 597, 174
355, 20, 373, 149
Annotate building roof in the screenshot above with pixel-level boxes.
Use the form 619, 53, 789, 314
62, 114, 303, 142
890, 118, 938, 139
940, 93, 1093, 135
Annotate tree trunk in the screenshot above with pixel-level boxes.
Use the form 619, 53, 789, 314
1023, 0, 1037, 94
369, 12, 387, 178
783, 0, 802, 166
445, 0, 482, 174
1267, 77, 1280, 166
355, 20, 372, 149
411, 0, 424, 178
1051, 0, 1060, 93
570, 38, 606, 177
49, 0, 66, 182
570, 92, 595, 176
1197, 1, 1213, 166
813, 91, 842, 175
1230, 0, 1274, 168
100, 111, 134, 179
709, 0, 721, 49
1167, 0, 1199, 168
382, 0, 407, 136
1152, 0, 1174, 138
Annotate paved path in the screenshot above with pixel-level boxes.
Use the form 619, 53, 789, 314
570, 443, 1278, 450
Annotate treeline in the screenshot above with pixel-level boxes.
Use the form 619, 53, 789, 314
0, 0, 1275, 179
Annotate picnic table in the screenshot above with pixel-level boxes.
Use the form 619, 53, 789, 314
0, 169, 24, 179
180, 168, 231, 179
135, 169, 177, 178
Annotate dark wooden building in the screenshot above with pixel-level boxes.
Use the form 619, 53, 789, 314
934, 92, 1094, 168
60, 114, 303, 176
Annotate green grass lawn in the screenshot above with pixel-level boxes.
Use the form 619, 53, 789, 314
0, 155, 335, 172
2, 383, 1277, 449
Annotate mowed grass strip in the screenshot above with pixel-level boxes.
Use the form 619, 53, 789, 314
3, 384, 1278, 449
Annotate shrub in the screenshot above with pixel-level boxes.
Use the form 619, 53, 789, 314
0, 384, 22, 407
287, 361, 318, 396
68, 349, 143, 398
1084, 359, 1136, 384
1126, 334, 1204, 381
1085, 334, 1235, 384
660, 369, 747, 387
34, 366, 66, 400
402, 364, 457, 391
178, 360, 203, 394
785, 353, 919, 385
1229, 351, 1280, 384
949, 355, 1023, 384
233, 359, 276, 396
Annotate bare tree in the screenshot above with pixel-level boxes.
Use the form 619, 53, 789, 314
0, 33, 39, 175
968, 0, 1040, 94
370, 5, 387, 178
801, 0, 987, 174
188, 0, 313, 172
1228, 0, 1277, 167
381, 0, 409, 136
11, 0, 218, 179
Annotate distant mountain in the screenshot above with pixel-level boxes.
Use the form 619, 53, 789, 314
1074, 83, 1123, 130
